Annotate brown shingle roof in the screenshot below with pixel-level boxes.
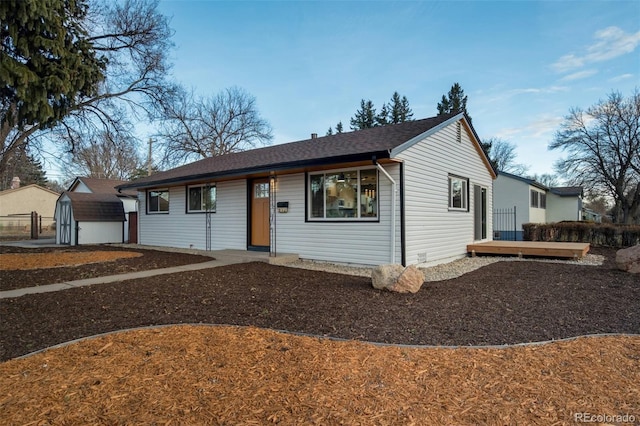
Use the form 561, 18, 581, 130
73, 177, 137, 197
65, 192, 125, 221
120, 114, 462, 189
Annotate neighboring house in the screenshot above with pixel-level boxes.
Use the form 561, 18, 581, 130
54, 177, 138, 245
493, 171, 583, 240
0, 183, 59, 229
119, 113, 495, 267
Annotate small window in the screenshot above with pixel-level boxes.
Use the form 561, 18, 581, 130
308, 168, 378, 220
540, 193, 546, 209
448, 175, 468, 211
148, 189, 169, 214
187, 184, 216, 213
254, 183, 269, 198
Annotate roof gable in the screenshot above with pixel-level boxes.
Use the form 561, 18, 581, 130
70, 177, 137, 197
0, 184, 60, 197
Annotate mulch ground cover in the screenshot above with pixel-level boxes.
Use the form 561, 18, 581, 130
0, 247, 638, 361
0, 246, 638, 424
0, 245, 212, 291
1, 326, 638, 425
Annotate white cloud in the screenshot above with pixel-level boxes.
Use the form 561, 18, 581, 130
609, 73, 635, 82
560, 69, 598, 81
552, 26, 640, 73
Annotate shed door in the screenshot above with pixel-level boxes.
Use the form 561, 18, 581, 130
474, 185, 487, 240
59, 201, 72, 245
250, 179, 270, 247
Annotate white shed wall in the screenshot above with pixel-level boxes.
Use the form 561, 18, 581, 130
138, 180, 247, 250
397, 121, 494, 266
78, 221, 123, 244
273, 166, 400, 266
547, 194, 582, 222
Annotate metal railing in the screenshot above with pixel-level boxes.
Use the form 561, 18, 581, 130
493, 206, 517, 241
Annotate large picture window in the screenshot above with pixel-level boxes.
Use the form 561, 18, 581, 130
187, 184, 216, 213
147, 189, 169, 213
448, 175, 468, 211
309, 168, 378, 220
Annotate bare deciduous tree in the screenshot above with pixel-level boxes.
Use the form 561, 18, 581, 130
550, 90, 640, 224
61, 130, 144, 180
157, 86, 273, 166
485, 138, 529, 175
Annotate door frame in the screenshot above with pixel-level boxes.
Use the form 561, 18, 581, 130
59, 201, 72, 245
473, 184, 488, 241
247, 178, 270, 251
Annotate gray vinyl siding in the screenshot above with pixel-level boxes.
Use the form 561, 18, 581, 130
397, 120, 494, 266
138, 180, 246, 250
274, 166, 401, 266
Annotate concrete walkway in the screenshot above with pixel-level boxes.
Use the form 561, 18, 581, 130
0, 248, 298, 299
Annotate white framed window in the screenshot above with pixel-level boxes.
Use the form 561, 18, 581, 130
448, 175, 468, 211
540, 193, 546, 209
187, 184, 216, 213
308, 168, 378, 220
147, 189, 169, 214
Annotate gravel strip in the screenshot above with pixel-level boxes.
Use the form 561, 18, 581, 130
288, 253, 605, 281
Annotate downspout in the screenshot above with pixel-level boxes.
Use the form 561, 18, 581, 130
373, 158, 396, 264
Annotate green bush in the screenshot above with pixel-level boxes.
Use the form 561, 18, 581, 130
523, 222, 640, 248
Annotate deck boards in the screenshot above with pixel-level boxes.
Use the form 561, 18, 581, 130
467, 241, 590, 259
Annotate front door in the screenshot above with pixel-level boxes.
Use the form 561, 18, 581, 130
250, 179, 270, 247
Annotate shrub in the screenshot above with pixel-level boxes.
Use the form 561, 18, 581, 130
523, 222, 640, 248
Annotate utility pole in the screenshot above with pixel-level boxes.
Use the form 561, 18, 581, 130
147, 138, 153, 176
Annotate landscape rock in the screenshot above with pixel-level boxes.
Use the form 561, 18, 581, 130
616, 245, 640, 274
372, 264, 425, 293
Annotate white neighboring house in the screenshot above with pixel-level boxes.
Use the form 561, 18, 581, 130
493, 171, 583, 240
54, 177, 138, 245
118, 113, 496, 267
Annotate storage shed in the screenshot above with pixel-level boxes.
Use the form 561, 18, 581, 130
55, 192, 126, 245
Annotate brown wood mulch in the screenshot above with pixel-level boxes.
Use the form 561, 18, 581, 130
0, 245, 212, 291
1, 325, 638, 425
0, 246, 639, 424
0, 251, 142, 271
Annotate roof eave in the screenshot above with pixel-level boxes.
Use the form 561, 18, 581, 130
118, 150, 392, 190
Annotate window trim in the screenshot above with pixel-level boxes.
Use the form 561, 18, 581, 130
147, 188, 169, 214
186, 183, 217, 214
306, 167, 380, 222
531, 189, 546, 209
448, 174, 469, 211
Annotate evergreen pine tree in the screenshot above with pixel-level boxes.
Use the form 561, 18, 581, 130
350, 100, 377, 130
335, 121, 343, 134
376, 103, 390, 126
437, 83, 471, 123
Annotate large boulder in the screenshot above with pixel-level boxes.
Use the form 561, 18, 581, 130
372, 264, 425, 293
616, 245, 640, 274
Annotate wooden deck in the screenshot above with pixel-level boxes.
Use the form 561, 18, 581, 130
467, 241, 590, 259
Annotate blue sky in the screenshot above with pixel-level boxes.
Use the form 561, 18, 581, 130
150, 0, 639, 179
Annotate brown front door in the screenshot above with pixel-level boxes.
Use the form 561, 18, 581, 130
250, 179, 270, 247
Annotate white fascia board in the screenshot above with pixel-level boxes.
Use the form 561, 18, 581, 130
389, 113, 465, 158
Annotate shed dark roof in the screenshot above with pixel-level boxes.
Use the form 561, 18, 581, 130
497, 171, 549, 191
65, 192, 125, 221
120, 113, 481, 189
